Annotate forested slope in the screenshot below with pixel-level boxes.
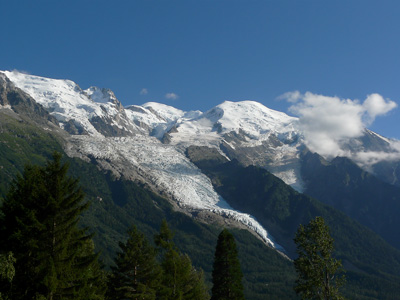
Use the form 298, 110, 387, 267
187, 145, 400, 299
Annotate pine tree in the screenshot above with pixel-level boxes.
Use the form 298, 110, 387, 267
293, 216, 345, 300
154, 220, 209, 300
0, 152, 105, 299
0, 252, 15, 300
107, 225, 161, 300
211, 229, 245, 300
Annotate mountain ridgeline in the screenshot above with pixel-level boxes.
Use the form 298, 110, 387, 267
1, 70, 400, 299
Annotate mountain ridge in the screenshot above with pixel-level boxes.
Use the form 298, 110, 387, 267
2, 69, 400, 251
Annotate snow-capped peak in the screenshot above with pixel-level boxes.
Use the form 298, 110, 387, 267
204, 100, 298, 137
166, 100, 299, 147
1, 70, 138, 137
2, 70, 106, 136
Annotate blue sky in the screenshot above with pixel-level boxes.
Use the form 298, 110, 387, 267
1, 0, 400, 139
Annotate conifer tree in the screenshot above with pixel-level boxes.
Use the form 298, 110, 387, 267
0, 252, 15, 300
107, 225, 161, 300
0, 152, 105, 299
154, 220, 209, 300
211, 229, 245, 300
293, 216, 345, 300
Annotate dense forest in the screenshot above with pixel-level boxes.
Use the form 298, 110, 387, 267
0, 153, 347, 300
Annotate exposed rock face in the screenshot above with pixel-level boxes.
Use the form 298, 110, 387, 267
85, 86, 138, 137
89, 115, 136, 137
64, 119, 88, 135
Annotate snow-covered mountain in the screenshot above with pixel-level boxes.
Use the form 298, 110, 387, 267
2, 70, 400, 253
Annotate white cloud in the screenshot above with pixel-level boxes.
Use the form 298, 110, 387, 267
140, 88, 148, 95
281, 91, 397, 158
363, 93, 397, 123
165, 92, 179, 100
277, 90, 301, 103
351, 150, 400, 169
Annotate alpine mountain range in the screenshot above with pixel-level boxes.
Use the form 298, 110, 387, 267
1, 70, 400, 299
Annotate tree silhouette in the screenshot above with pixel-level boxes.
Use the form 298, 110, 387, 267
294, 216, 345, 300
107, 225, 161, 300
155, 219, 209, 300
0, 152, 105, 299
211, 229, 245, 300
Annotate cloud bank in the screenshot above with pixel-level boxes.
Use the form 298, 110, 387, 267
281, 91, 397, 158
352, 148, 400, 170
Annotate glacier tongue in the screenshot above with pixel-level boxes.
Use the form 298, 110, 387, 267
67, 134, 284, 251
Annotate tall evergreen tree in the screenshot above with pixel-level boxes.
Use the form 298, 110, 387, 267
293, 216, 345, 300
107, 225, 161, 300
0, 252, 15, 300
0, 152, 105, 300
154, 220, 209, 300
211, 229, 244, 300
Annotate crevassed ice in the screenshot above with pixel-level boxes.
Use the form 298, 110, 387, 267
70, 135, 284, 251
